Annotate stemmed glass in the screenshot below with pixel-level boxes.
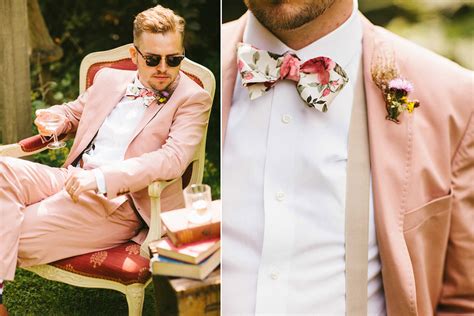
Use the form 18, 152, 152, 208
183, 184, 212, 224
36, 111, 66, 149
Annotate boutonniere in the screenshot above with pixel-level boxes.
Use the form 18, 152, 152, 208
371, 42, 420, 123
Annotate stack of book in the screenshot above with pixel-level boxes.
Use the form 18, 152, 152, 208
149, 200, 221, 280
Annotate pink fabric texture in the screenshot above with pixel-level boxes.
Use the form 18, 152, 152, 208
0, 156, 141, 281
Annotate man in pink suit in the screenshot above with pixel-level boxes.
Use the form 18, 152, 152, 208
222, 0, 472, 315
0, 5, 211, 313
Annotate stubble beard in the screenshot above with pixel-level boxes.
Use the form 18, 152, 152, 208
244, 0, 336, 31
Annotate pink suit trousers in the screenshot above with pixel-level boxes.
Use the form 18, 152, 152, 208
0, 156, 142, 281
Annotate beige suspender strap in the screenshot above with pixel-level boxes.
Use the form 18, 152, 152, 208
345, 63, 370, 316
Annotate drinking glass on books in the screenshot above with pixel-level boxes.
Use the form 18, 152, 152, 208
35, 110, 66, 149
183, 184, 212, 224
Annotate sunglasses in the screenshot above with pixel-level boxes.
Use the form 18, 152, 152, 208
134, 46, 185, 67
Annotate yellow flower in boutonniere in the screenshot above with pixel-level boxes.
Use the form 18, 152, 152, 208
371, 42, 420, 123
407, 100, 419, 113
384, 78, 420, 122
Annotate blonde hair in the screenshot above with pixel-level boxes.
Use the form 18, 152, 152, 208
133, 5, 185, 46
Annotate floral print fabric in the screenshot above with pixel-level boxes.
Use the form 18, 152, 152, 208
125, 84, 169, 106
237, 43, 349, 112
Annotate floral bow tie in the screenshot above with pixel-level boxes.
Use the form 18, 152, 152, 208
125, 83, 169, 107
237, 43, 349, 112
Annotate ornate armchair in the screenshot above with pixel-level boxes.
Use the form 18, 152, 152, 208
0, 43, 215, 315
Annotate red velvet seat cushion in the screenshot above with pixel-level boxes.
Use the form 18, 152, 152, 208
51, 241, 151, 285
86, 59, 137, 89
19, 134, 67, 152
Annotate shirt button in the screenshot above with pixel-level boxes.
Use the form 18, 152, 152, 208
270, 269, 279, 280
281, 114, 292, 124
275, 191, 285, 201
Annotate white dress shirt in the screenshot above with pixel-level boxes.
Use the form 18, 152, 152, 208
222, 2, 385, 315
82, 74, 147, 193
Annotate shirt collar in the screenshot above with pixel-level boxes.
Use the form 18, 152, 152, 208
134, 73, 146, 89
242, 0, 362, 69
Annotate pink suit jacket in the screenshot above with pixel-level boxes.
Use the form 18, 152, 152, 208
49, 67, 212, 226
222, 13, 474, 315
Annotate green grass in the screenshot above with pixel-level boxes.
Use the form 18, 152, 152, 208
3, 269, 157, 315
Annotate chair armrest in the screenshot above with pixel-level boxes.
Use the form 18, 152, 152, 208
140, 177, 181, 258
0, 134, 69, 158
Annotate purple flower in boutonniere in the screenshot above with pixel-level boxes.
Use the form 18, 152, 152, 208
156, 90, 170, 104
371, 42, 420, 123
389, 78, 413, 94
384, 78, 420, 123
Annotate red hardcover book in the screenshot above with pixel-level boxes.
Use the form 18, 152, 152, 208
161, 200, 221, 246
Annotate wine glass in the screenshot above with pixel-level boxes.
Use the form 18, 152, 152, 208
37, 111, 66, 149
183, 184, 212, 224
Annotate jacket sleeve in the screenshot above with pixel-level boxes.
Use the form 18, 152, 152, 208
99, 89, 212, 199
437, 112, 474, 314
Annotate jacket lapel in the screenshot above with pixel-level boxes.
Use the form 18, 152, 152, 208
361, 16, 417, 315
126, 98, 165, 148
64, 71, 135, 167
222, 13, 247, 146
125, 72, 187, 147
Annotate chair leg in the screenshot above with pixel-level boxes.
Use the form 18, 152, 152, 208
126, 283, 145, 316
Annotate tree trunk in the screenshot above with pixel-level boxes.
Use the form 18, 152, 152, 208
28, 0, 63, 64
0, 0, 32, 144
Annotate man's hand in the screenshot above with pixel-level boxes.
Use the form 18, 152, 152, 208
64, 169, 98, 202
34, 109, 66, 137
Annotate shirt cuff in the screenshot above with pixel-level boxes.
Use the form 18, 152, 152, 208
93, 169, 107, 194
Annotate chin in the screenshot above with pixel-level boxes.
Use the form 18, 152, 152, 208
151, 83, 169, 91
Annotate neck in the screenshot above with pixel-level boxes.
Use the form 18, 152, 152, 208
271, 0, 353, 50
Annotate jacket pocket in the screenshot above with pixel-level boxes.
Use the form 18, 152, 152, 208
403, 192, 453, 314
403, 192, 453, 232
